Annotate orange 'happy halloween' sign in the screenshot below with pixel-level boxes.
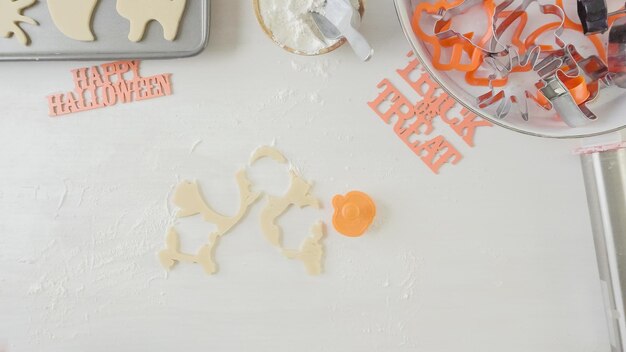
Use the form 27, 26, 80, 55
47, 60, 172, 117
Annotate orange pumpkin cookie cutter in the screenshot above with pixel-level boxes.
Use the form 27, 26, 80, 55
332, 191, 376, 238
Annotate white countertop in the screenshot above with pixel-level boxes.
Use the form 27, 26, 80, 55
0, 1, 611, 351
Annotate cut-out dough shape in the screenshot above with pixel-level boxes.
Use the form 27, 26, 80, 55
159, 229, 219, 274
160, 170, 260, 275
251, 146, 326, 276
47, 0, 99, 41
161, 146, 328, 277
283, 222, 326, 276
173, 170, 260, 237
0, 0, 38, 46
116, 0, 187, 42
250, 146, 288, 165
260, 170, 321, 247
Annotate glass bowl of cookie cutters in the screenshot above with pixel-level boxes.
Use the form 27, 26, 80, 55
395, 0, 626, 138
0, 0, 209, 61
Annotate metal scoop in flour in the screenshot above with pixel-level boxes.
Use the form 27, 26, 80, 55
311, 0, 373, 61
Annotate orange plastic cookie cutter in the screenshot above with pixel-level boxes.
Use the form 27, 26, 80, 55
332, 191, 376, 238
467, 10, 597, 88
466, 10, 533, 87
465, 2, 565, 88
536, 74, 590, 107
411, 0, 496, 72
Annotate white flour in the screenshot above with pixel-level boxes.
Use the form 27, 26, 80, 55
259, 0, 359, 55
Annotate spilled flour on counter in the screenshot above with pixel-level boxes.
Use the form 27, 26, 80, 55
258, 0, 359, 55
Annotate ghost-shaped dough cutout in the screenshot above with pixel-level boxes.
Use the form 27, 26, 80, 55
116, 0, 187, 42
47, 0, 99, 41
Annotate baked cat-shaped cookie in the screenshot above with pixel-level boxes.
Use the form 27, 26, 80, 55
116, 0, 187, 42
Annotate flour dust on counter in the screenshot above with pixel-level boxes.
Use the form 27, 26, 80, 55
160, 146, 328, 276
0, 0, 37, 45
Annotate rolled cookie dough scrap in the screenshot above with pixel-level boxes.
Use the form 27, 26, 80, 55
163, 170, 260, 275
159, 228, 218, 275
283, 222, 326, 276
249, 145, 288, 165
0, 0, 38, 46
47, 0, 99, 41
116, 0, 187, 42
250, 145, 327, 275
173, 170, 261, 237
260, 170, 321, 247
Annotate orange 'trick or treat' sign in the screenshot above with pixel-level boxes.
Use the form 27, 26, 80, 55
332, 191, 376, 237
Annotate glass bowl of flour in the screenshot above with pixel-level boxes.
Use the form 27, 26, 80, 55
254, 0, 364, 55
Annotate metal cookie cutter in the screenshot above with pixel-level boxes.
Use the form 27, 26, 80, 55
566, 44, 610, 100
524, 0, 609, 63
578, 0, 626, 35
536, 45, 606, 98
411, 0, 489, 72
432, 0, 510, 69
477, 75, 511, 119
464, 9, 537, 88
488, 0, 566, 75
535, 44, 610, 127
475, 0, 567, 121
539, 70, 597, 127
476, 75, 539, 121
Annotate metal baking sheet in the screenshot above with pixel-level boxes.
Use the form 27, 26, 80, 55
0, 0, 210, 61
